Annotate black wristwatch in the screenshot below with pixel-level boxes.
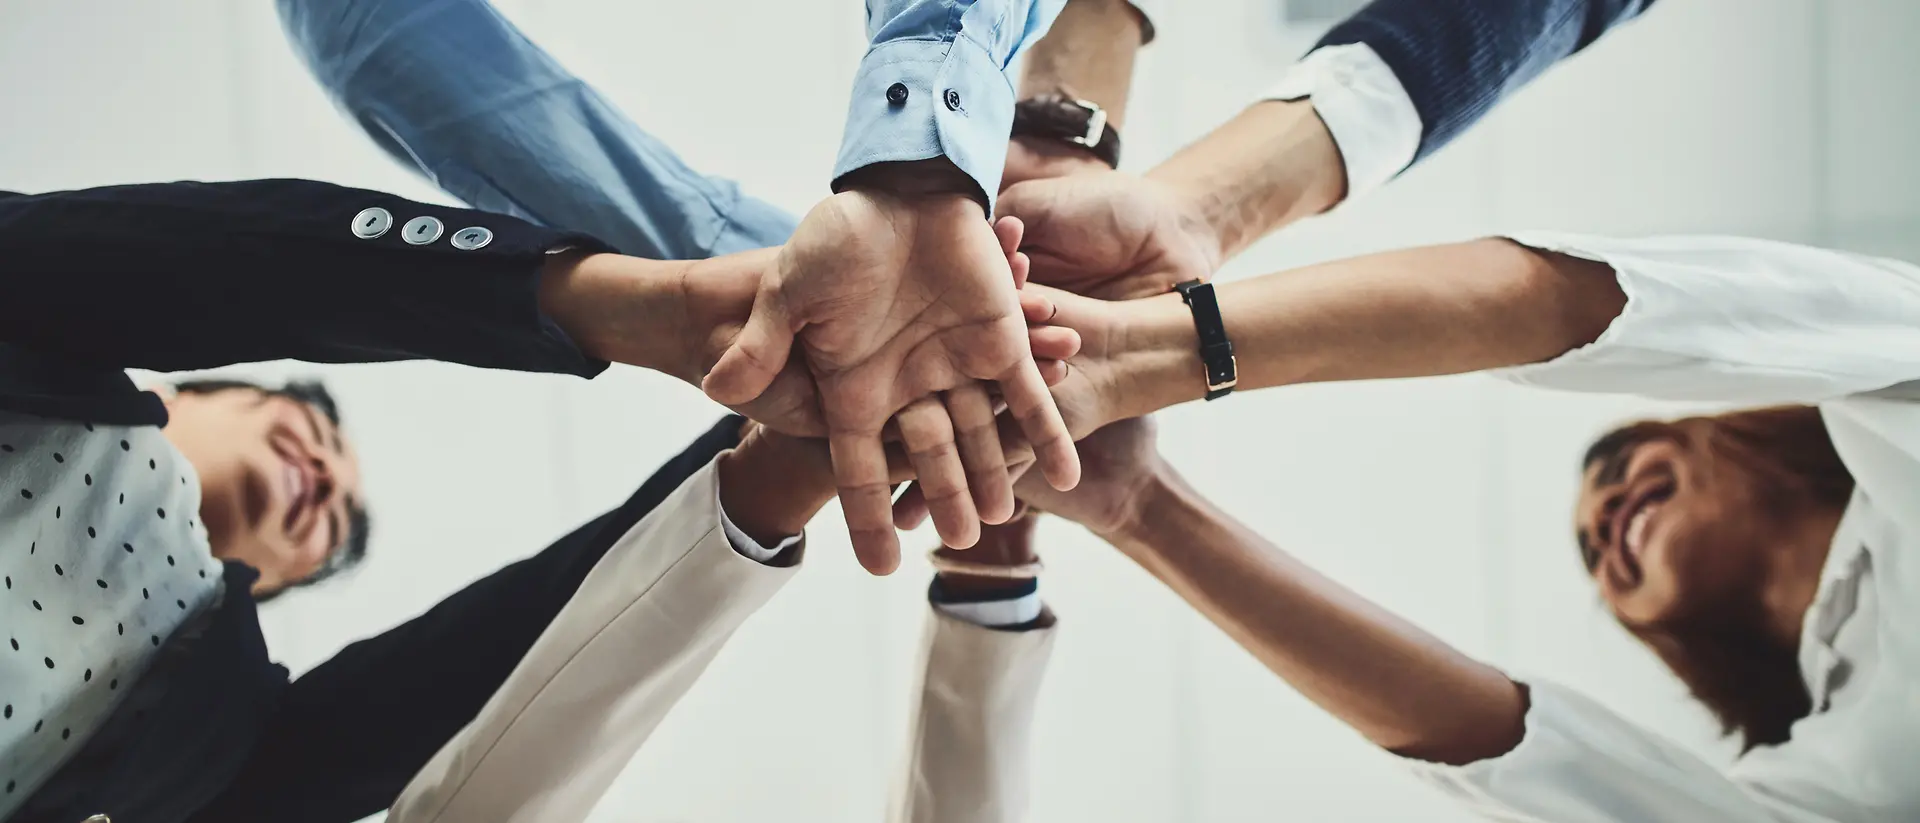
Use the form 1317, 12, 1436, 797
1172, 280, 1237, 400
1011, 95, 1122, 169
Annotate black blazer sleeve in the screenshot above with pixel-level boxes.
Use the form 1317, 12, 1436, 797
0, 178, 616, 377
1318, 0, 1658, 165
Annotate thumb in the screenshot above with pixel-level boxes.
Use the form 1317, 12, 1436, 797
703, 295, 796, 406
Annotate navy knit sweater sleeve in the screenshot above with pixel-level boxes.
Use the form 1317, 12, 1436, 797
1318, 0, 1658, 164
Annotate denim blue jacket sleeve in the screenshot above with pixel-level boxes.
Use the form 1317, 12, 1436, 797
1317, 0, 1658, 165
833, 0, 1067, 209
276, 0, 797, 260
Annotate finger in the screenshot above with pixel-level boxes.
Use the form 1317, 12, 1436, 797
736, 361, 826, 437
703, 296, 795, 406
997, 359, 1081, 491
894, 396, 981, 549
1028, 325, 1081, 362
947, 383, 1014, 526
994, 415, 1036, 470
1019, 289, 1055, 325
1036, 358, 1068, 385
829, 430, 902, 575
992, 215, 1025, 257
1010, 250, 1031, 289
891, 482, 931, 530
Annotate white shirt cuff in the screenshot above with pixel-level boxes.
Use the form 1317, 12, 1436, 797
933, 592, 1044, 628
716, 486, 802, 564
1262, 42, 1422, 201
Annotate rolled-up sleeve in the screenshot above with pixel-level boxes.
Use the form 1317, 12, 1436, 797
1491, 232, 1920, 406
834, 0, 1067, 208
1404, 680, 1810, 822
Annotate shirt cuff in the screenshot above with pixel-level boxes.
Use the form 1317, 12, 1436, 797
716, 486, 802, 564
1262, 42, 1421, 201
928, 577, 1044, 628
832, 36, 1017, 210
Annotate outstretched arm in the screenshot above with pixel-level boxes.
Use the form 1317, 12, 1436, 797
1000, 0, 1661, 295
1015, 420, 1819, 823
277, 0, 797, 259
1046, 233, 1920, 439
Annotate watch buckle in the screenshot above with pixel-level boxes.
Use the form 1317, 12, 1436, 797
1206, 356, 1239, 393
1067, 98, 1108, 149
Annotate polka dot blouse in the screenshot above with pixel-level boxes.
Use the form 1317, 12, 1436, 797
0, 411, 222, 814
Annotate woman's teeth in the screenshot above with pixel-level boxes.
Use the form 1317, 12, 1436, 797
1625, 504, 1658, 558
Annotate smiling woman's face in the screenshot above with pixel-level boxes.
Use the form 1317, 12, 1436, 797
160, 386, 363, 594
1572, 421, 1777, 629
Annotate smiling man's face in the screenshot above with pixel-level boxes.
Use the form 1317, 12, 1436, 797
161, 383, 364, 595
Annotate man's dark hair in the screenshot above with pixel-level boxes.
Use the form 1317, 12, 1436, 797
173, 377, 371, 596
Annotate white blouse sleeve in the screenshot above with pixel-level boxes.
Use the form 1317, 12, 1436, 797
1403, 680, 1824, 823
1492, 232, 1920, 406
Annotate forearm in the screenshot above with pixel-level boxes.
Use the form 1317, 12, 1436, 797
1145, 101, 1348, 263
1105, 470, 1525, 764
1017, 0, 1145, 127
714, 423, 842, 547
1108, 239, 1625, 418
0, 180, 615, 377
538, 247, 776, 386
278, 0, 797, 258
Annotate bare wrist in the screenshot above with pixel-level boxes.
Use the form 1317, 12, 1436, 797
1147, 100, 1346, 262
1108, 293, 1210, 418
1100, 466, 1189, 549
537, 252, 692, 379
717, 426, 836, 545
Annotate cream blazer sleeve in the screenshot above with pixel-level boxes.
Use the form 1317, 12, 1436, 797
890, 607, 1058, 823
387, 456, 799, 823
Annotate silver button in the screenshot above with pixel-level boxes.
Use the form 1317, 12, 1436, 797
450, 226, 494, 251
401, 216, 445, 246
351, 207, 393, 239
82, 816, 112, 823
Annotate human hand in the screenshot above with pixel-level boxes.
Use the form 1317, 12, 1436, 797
703, 172, 1081, 574
538, 249, 827, 437
890, 283, 1198, 529
996, 170, 1221, 301
1012, 416, 1163, 538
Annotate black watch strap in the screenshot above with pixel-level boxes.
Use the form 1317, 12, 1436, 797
1011, 96, 1122, 168
1172, 280, 1237, 400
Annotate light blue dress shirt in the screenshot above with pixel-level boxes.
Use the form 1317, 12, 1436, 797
275, 0, 1042, 626
835, 0, 1066, 207
277, 0, 1062, 258
276, 0, 797, 260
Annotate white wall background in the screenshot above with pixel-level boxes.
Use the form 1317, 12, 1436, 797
3, 0, 1917, 820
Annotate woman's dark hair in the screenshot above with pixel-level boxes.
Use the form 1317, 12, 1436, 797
172, 378, 371, 596
1586, 405, 1853, 753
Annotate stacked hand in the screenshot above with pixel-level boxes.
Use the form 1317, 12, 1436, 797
997, 169, 1220, 300
703, 172, 1083, 575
